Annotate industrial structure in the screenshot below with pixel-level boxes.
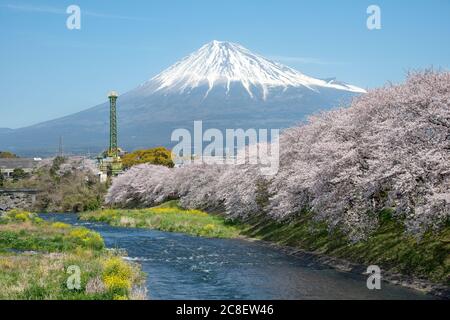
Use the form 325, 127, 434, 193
97, 91, 123, 179
0, 158, 41, 178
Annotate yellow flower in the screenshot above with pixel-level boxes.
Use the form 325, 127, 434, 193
51, 222, 70, 229
103, 275, 131, 292
203, 224, 215, 231
15, 213, 29, 221
102, 257, 134, 296
69, 228, 104, 249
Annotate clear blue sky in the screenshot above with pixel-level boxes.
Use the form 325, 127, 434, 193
0, 0, 449, 128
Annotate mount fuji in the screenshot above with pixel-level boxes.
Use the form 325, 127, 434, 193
0, 41, 366, 156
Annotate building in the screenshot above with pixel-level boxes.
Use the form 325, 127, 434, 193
0, 158, 41, 178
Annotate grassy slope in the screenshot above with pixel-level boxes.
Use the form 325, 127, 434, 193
80, 201, 242, 239
241, 209, 450, 285
0, 210, 146, 300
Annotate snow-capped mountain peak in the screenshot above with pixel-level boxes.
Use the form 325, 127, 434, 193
1, 41, 368, 155
142, 40, 366, 99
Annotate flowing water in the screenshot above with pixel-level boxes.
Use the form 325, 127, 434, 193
40, 213, 434, 300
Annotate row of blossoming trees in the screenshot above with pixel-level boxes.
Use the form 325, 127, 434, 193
106, 71, 449, 241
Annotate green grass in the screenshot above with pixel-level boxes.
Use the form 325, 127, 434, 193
241, 209, 450, 285
80, 201, 243, 239
0, 210, 146, 300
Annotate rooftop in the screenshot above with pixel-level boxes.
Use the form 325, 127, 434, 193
0, 158, 40, 169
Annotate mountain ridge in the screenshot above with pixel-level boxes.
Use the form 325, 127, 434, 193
134, 40, 365, 99
0, 41, 366, 156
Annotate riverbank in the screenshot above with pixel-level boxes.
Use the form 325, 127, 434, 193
0, 210, 146, 300
40, 212, 432, 299
80, 203, 449, 298
80, 201, 242, 239
240, 210, 450, 298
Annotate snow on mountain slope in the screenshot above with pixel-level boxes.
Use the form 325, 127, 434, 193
0, 40, 367, 156
140, 40, 366, 99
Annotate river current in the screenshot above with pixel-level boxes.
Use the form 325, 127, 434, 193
40, 213, 433, 300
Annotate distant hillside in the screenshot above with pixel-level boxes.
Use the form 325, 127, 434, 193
0, 41, 365, 156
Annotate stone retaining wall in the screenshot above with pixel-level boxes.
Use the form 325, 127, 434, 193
0, 190, 37, 211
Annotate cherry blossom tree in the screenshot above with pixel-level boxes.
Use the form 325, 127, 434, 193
106, 164, 176, 207
106, 71, 449, 240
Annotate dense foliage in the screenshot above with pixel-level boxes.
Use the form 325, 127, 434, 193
11, 168, 29, 181
106, 71, 450, 241
0, 151, 18, 158
5, 157, 107, 212
121, 147, 174, 169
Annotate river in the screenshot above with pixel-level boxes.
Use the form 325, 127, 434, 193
40, 213, 433, 300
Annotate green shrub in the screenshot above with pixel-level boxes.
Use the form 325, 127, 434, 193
68, 228, 105, 250
122, 147, 174, 169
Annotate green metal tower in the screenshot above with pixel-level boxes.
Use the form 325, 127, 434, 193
98, 91, 123, 177
108, 91, 119, 158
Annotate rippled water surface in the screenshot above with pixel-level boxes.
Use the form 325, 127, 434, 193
40, 213, 433, 300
